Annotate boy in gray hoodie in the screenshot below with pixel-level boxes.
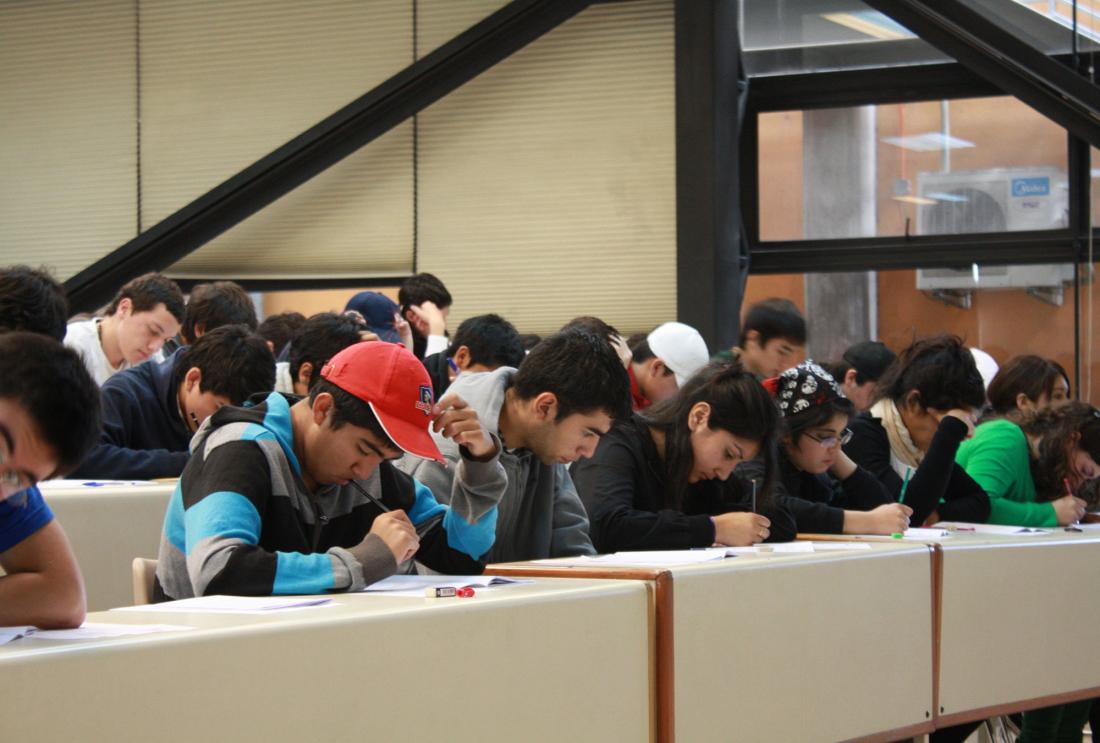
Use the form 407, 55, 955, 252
401, 328, 631, 563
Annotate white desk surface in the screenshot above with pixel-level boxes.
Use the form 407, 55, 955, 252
35, 480, 175, 611
0, 578, 652, 743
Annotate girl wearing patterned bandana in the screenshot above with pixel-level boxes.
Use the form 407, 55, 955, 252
738, 362, 912, 535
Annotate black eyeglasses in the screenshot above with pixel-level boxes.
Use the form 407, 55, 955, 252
804, 428, 853, 449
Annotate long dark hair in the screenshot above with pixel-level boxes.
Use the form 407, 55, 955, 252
1018, 402, 1100, 501
640, 360, 781, 509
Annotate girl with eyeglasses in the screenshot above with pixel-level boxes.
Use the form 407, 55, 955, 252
844, 336, 991, 527
737, 361, 911, 536
573, 360, 796, 552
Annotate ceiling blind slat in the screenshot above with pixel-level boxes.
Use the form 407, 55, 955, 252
0, 0, 137, 282
415, 0, 675, 336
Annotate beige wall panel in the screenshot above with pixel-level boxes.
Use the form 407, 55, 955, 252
417, 0, 675, 336
143, 0, 414, 278
0, 0, 137, 282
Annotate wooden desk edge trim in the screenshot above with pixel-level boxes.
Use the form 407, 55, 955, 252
937, 684, 1100, 728
839, 720, 936, 743
485, 563, 676, 743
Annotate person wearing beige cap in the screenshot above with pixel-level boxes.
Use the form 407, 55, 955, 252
154, 341, 507, 600
627, 322, 710, 410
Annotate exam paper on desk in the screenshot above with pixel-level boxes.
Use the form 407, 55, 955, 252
359, 574, 532, 597
113, 595, 335, 614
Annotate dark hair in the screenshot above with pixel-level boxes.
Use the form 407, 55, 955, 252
631, 339, 656, 364
309, 378, 397, 450
171, 325, 274, 405
0, 333, 101, 476
289, 312, 365, 391
105, 273, 185, 323
841, 341, 896, 384
0, 265, 68, 341
512, 328, 631, 421
398, 273, 452, 312
783, 397, 855, 445
562, 316, 622, 344
518, 333, 542, 351
641, 361, 782, 509
180, 281, 257, 343
875, 335, 985, 412
986, 355, 1067, 417
1019, 402, 1100, 501
740, 298, 806, 347
818, 360, 849, 384
257, 312, 306, 358
448, 313, 524, 369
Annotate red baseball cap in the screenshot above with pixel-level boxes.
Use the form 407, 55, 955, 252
319, 341, 444, 463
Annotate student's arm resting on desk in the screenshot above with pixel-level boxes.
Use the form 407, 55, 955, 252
70, 380, 189, 480
572, 438, 714, 552
549, 467, 597, 557
958, 430, 1054, 527
0, 493, 85, 628
176, 442, 394, 596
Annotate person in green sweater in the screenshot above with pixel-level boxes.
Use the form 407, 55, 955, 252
957, 356, 1090, 527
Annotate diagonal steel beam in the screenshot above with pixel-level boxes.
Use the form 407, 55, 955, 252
864, 1, 1100, 150
65, 0, 592, 312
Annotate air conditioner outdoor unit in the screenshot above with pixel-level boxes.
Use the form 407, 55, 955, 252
914, 167, 1073, 298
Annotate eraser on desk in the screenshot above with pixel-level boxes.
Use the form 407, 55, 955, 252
426, 586, 457, 598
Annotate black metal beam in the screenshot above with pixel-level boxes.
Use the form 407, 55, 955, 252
170, 276, 411, 294
64, 0, 592, 313
675, 0, 743, 353
748, 231, 1079, 275
865, 1, 1100, 151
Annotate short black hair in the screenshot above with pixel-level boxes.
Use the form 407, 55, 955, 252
309, 378, 397, 450
448, 314, 524, 369
740, 298, 806, 347
180, 281, 257, 343
0, 265, 68, 341
0, 332, 101, 476
518, 333, 542, 351
512, 328, 631, 421
171, 325, 274, 405
105, 273, 185, 324
398, 273, 452, 311
257, 311, 306, 358
841, 341, 896, 385
289, 312, 365, 391
876, 335, 985, 411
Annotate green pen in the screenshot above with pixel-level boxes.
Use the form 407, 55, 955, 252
899, 466, 912, 505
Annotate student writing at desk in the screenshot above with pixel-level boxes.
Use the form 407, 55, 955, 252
574, 360, 796, 551
155, 341, 506, 599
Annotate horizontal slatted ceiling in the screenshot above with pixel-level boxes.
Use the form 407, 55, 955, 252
147, 0, 415, 279
0, 1, 137, 282
415, 0, 675, 336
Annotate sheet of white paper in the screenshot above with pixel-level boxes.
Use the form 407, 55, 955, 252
360, 574, 531, 595
804, 542, 872, 551
902, 527, 951, 539
757, 542, 816, 554
113, 595, 334, 614
0, 626, 34, 646
38, 479, 156, 489
936, 522, 1051, 536
29, 623, 193, 640
528, 549, 747, 568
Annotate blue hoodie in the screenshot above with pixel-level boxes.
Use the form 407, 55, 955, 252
71, 353, 191, 480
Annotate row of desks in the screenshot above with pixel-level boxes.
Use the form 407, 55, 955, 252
11, 482, 1100, 742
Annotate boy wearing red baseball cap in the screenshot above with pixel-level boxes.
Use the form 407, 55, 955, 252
155, 341, 505, 600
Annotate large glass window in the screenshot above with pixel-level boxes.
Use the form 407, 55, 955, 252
758, 97, 1068, 241
741, 264, 1094, 404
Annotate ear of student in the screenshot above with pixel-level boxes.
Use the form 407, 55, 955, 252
453, 345, 471, 369
845, 369, 859, 386
533, 391, 558, 421
688, 402, 711, 431
311, 391, 334, 423
185, 367, 202, 389
297, 362, 313, 388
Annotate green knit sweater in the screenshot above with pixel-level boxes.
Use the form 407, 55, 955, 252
956, 419, 1056, 527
